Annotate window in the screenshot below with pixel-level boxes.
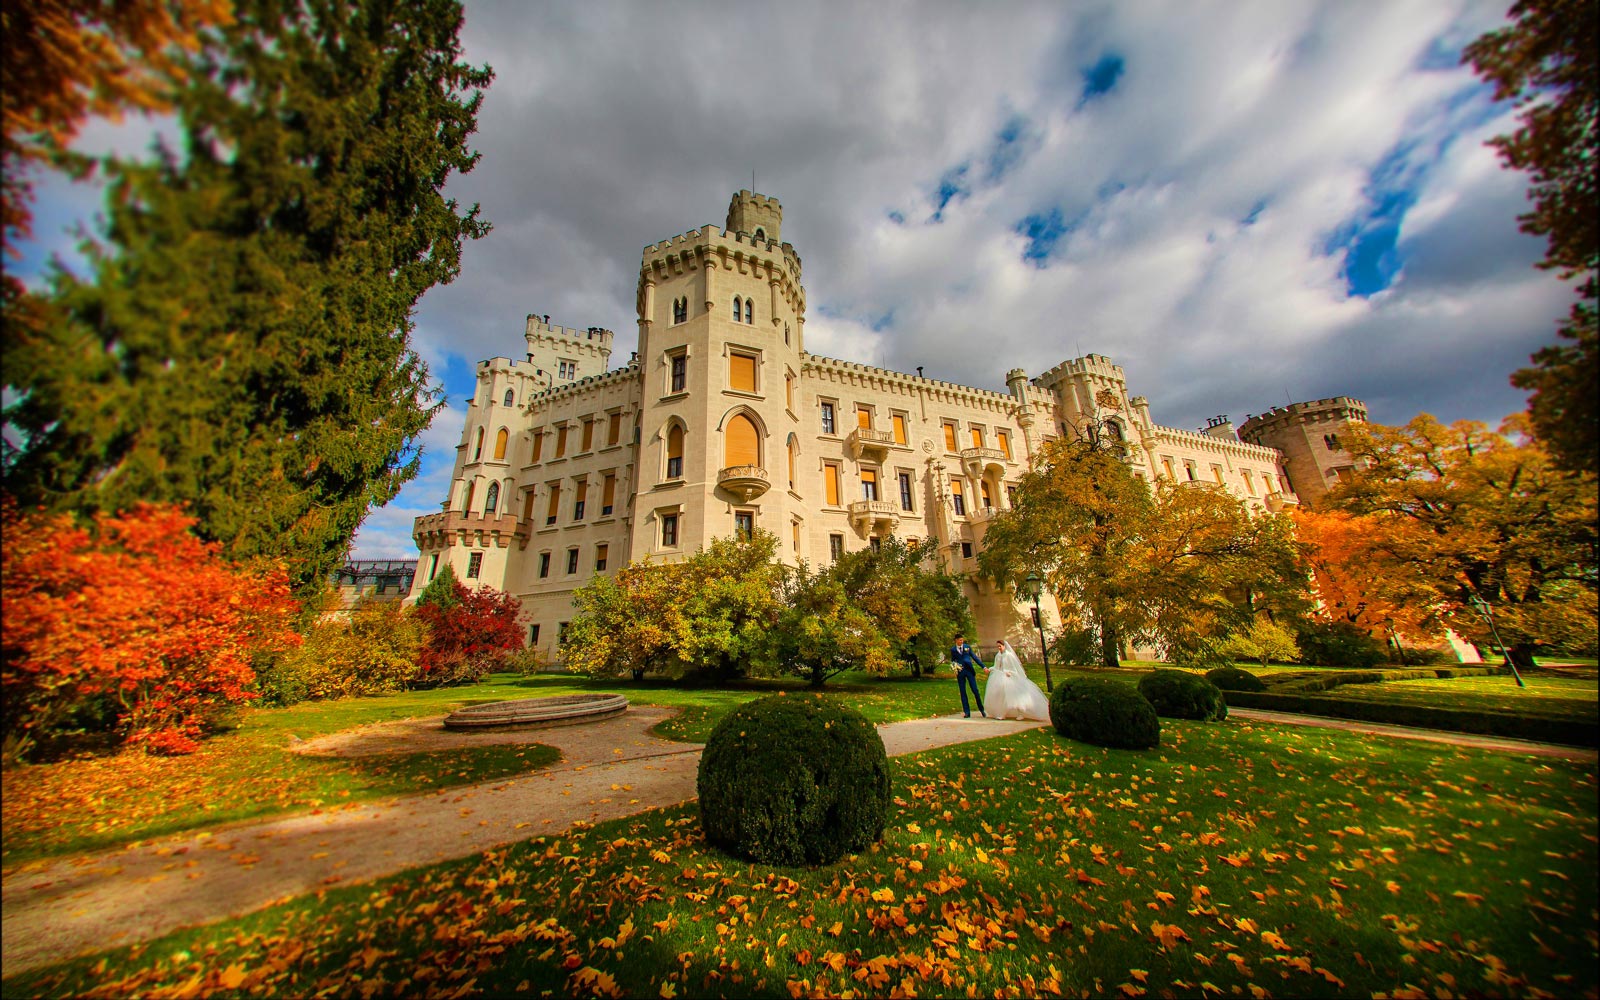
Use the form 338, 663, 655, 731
784, 322, 791, 346
1212, 465, 1224, 485
558, 621, 569, 643
522, 489, 537, 522
823, 462, 841, 505
898, 472, 914, 511
485, 481, 500, 514
462, 481, 475, 512
786, 373, 795, 411
857, 406, 872, 430
666, 425, 685, 479
861, 468, 879, 501
870, 536, 881, 553
792, 520, 801, 552
601, 474, 616, 516
951, 479, 966, 516
735, 511, 754, 540
673, 297, 688, 324
581, 419, 594, 452
607, 412, 622, 446
1242, 470, 1256, 495
573, 481, 587, 520
1185, 462, 1197, 481
467, 551, 483, 579
725, 413, 760, 467
538, 552, 551, 578
960, 542, 973, 559
428, 553, 440, 581
546, 483, 560, 526
531, 430, 543, 463
943, 421, 958, 452
970, 426, 984, 449
503, 389, 514, 407
892, 413, 908, 445
980, 480, 993, 510
661, 513, 679, 547
595, 544, 608, 571
555, 425, 568, 458
787, 436, 798, 489
566, 548, 580, 574
829, 534, 844, 562
997, 429, 1011, 459
1161, 457, 1175, 480
1006, 485, 1017, 507
733, 296, 743, 321
820, 401, 836, 435
529, 624, 540, 645
1104, 420, 1124, 443
745, 298, 754, 324
669, 351, 687, 393
1324, 433, 1342, 451
754, 227, 766, 241
473, 427, 484, 460
729, 352, 757, 392
558, 360, 577, 380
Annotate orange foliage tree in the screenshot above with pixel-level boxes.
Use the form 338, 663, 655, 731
1, 499, 298, 757
1291, 508, 1440, 642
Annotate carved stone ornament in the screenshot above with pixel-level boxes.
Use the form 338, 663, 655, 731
921, 440, 935, 453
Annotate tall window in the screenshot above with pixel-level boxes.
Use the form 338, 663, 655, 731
732, 296, 742, 321
673, 297, 688, 324
943, 422, 958, 452
503, 389, 514, 407
1006, 485, 1017, 507
729, 353, 757, 392
581, 419, 594, 452
744, 298, 753, 324
829, 534, 844, 562
473, 427, 485, 460
485, 482, 500, 514
428, 553, 440, 581
997, 429, 1011, 459
980, 480, 993, 509
529, 624, 540, 645
970, 426, 983, 448
892, 413, 908, 445
462, 481, 475, 512
566, 548, 580, 574
601, 474, 616, 516
725, 413, 760, 467
1242, 470, 1255, 495
661, 513, 679, 547
493, 427, 509, 460
607, 412, 622, 446
785, 374, 794, 410
531, 430, 543, 463
522, 490, 536, 522
821, 402, 836, 435
1161, 457, 1175, 479
546, 483, 560, 526
824, 462, 841, 505
573, 481, 588, 520
558, 360, 577, 380
467, 551, 483, 579
555, 425, 568, 457
666, 425, 684, 479
735, 511, 754, 540
595, 544, 609, 571
898, 472, 914, 511
670, 352, 687, 393
1185, 462, 1197, 481
951, 479, 966, 516
787, 436, 798, 490
860, 468, 878, 501
792, 521, 801, 553
857, 406, 872, 430
539, 552, 551, 578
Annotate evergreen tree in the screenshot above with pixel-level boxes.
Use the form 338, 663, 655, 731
413, 563, 461, 611
2, 0, 491, 596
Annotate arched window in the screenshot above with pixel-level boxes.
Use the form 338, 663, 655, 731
666, 424, 685, 479
673, 297, 688, 324
732, 296, 742, 321
503, 389, 514, 407
754, 228, 766, 242
744, 298, 754, 324
462, 481, 476, 512
1103, 419, 1124, 442
485, 482, 500, 514
473, 427, 485, 460
787, 434, 799, 489
784, 323, 790, 346
725, 413, 760, 468
493, 427, 509, 460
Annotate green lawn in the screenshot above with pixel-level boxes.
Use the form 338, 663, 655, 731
7, 718, 1594, 999
1318, 675, 1598, 722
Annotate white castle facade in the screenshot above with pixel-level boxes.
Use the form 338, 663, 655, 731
406, 192, 1365, 661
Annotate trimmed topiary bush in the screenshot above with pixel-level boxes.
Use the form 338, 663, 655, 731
697, 694, 890, 866
1205, 666, 1266, 692
1048, 677, 1161, 749
1138, 669, 1229, 721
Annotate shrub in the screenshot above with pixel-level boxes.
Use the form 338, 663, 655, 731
1, 501, 300, 758
279, 599, 431, 700
1295, 622, 1386, 668
698, 695, 890, 866
1204, 666, 1266, 692
1048, 677, 1161, 749
1138, 669, 1229, 721
413, 580, 526, 687
1393, 646, 1453, 666
1215, 621, 1302, 667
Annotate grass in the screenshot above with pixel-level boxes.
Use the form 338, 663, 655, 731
6, 718, 1594, 999
1318, 674, 1598, 723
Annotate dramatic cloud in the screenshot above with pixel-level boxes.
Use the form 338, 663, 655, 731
9, 2, 1572, 561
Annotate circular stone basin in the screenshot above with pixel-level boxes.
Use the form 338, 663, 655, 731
443, 693, 628, 731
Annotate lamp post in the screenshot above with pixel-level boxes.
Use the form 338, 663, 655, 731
1026, 572, 1053, 693
1467, 592, 1525, 688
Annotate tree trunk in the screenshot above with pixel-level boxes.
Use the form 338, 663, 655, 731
1508, 642, 1537, 671
1100, 623, 1121, 668
631, 668, 644, 681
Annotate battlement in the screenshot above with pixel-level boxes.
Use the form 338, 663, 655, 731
524, 314, 614, 350
1032, 353, 1127, 388
802, 353, 1019, 408
524, 361, 642, 408
1238, 396, 1368, 435
1151, 424, 1286, 463
726, 189, 783, 242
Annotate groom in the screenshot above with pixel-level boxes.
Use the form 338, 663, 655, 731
950, 633, 986, 718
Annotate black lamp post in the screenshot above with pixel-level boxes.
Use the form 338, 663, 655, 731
1467, 592, 1525, 688
1026, 571, 1053, 693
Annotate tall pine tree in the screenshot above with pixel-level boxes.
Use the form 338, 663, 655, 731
3, 0, 491, 596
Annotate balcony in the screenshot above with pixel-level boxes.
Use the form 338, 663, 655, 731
959, 445, 1007, 480
846, 426, 895, 462
1264, 491, 1299, 513
717, 464, 770, 502
967, 505, 1004, 523
412, 510, 529, 550
848, 499, 900, 534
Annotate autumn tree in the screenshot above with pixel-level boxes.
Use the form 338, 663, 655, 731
1466, 0, 1599, 474
1, 500, 299, 759
770, 566, 896, 689
412, 578, 525, 688
1291, 508, 1441, 641
1326, 413, 1598, 668
818, 536, 974, 677
2, 0, 491, 598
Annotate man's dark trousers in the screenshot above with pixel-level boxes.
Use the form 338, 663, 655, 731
950, 641, 985, 717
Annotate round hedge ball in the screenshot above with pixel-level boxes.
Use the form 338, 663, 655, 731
1048, 677, 1161, 750
1204, 666, 1266, 692
697, 694, 891, 866
1137, 669, 1229, 721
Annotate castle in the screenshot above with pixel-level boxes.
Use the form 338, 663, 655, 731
406, 191, 1365, 661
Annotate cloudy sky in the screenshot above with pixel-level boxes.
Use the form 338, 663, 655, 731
16, 1, 1573, 560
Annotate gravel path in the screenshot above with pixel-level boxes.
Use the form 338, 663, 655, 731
0, 709, 1039, 976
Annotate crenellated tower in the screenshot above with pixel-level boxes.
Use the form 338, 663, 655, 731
629, 191, 809, 562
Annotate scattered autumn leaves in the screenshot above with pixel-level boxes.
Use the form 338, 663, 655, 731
8, 720, 1595, 999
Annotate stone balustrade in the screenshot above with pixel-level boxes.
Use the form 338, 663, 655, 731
717, 464, 770, 502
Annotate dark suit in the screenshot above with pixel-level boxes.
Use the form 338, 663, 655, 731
951, 642, 985, 717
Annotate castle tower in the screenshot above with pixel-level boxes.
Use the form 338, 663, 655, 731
628, 191, 808, 563
1238, 397, 1368, 505
524, 315, 613, 388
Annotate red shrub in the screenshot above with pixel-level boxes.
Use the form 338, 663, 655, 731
413, 579, 525, 687
1, 500, 300, 756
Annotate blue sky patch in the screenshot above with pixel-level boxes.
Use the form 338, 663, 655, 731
1016, 208, 1069, 264
1081, 53, 1125, 103
1242, 200, 1268, 226
929, 163, 971, 221
985, 115, 1033, 182
1324, 142, 1430, 297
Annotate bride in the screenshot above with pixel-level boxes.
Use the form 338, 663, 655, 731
983, 640, 1051, 721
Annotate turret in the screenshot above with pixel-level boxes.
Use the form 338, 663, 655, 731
726, 189, 782, 243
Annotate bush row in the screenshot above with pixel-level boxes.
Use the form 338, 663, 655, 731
1264, 665, 1505, 694
1223, 689, 1599, 748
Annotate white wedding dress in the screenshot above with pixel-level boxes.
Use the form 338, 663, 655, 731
983, 647, 1051, 721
